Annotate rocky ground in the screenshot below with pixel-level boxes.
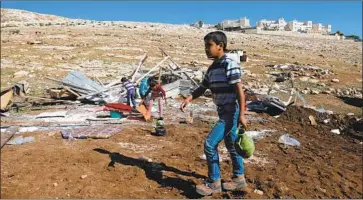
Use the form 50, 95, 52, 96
1, 8, 362, 199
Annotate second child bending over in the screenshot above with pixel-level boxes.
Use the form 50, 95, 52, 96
142, 79, 166, 118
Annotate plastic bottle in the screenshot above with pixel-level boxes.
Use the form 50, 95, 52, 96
278, 134, 300, 147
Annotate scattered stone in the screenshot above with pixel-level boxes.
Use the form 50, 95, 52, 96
322, 90, 331, 94
309, 79, 320, 84
309, 115, 317, 126
330, 129, 340, 135
249, 73, 257, 78
254, 189, 264, 195
311, 89, 320, 95
331, 79, 339, 83
317, 83, 326, 87
326, 110, 334, 115
14, 70, 29, 78
27, 41, 42, 45
301, 90, 309, 95
80, 175, 88, 179
318, 187, 327, 193
299, 77, 310, 82
347, 113, 354, 116
53, 183, 58, 187
323, 119, 330, 124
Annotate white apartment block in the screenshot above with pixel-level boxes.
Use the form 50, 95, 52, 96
220, 17, 251, 29
285, 20, 313, 33
256, 18, 287, 31
312, 23, 332, 34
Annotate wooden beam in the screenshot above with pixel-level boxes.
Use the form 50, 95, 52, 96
63, 86, 80, 97
159, 48, 199, 87
158, 66, 162, 83
135, 56, 169, 85
131, 54, 148, 82
23, 96, 79, 104
95, 77, 104, 86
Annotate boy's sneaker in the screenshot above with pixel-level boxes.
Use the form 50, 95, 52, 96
222, 175, 248, 191
196, 179, 222, 196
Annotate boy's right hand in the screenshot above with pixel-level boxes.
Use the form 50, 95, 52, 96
180, 95, 193, 112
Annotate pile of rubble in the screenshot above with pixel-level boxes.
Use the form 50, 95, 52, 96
44, 48, 202, 104
266, 63, 333, 79
0, 48, 202, 117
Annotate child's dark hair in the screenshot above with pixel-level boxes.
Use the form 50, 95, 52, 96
121, 77, 127, 82
149, 78, 157, 87
204, 31, 227, 51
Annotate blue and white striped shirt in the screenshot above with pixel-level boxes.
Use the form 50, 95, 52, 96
123, 80, 135, 92
201, 55, 242, 106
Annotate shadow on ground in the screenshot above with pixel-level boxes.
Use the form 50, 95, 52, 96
93, 148, 205, 198
337, 96, 363, 108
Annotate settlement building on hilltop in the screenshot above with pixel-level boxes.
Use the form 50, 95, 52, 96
312, 23, 332, 34
255, 18, 331, 35
284, 20, 313, 33
256, 18, 287, 31
219, 17, 251, 31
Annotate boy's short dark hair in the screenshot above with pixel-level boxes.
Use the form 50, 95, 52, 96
121, 77, 127, 82
204, 31, 227, 51
148, 78, 157, 87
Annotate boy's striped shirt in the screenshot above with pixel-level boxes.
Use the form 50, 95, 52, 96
201, 55, 242, 106
123, 80, 135, 92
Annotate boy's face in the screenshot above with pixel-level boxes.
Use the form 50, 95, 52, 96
204, 40, 223, 58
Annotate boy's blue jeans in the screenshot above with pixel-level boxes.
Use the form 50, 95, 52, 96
204, 103, 244, 182
126, 89, 137, 107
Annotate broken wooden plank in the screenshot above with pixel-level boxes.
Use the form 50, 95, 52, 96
158, 66, 162, 83
1, 89, 14, 110
159, 48, 199, 87
63, 86, 80, 97
94, 77, 104, 86
23, 96, 79, 104
131, 54, 148, 82
135, 56, 169, 84
160, 66, 185, 79
104, 79, 121, 89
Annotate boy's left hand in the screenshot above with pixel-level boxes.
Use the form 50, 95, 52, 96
239, 115, 248, 128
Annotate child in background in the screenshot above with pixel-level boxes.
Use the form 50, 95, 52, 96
121, 77, 137, 109
142, 78, 166, 119
139, 77, 151, 107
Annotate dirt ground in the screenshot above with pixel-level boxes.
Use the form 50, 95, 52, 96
1, 106, 362, 199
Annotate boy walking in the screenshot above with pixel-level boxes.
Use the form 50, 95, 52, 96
121, 77, 137, 109
180, 31, 248, 196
